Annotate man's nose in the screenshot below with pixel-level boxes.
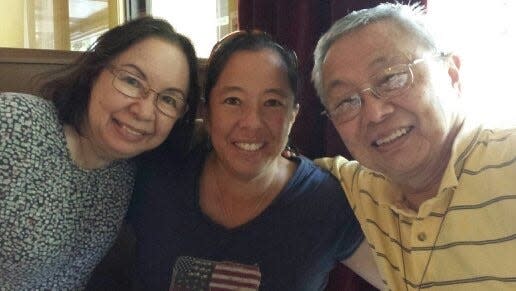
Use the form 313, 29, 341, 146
360, 90, 394, 123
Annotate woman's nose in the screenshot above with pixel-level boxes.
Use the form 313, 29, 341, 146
239, 104, 263, 129
129, 90, 157, 120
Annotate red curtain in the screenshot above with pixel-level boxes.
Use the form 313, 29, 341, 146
237, 0, 424, 290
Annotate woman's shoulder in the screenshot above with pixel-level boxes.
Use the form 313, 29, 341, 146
294, 155, 335, 182
1, 91, 52, 106
283, 155, 345, 200
1, 92, 56, 122
1, 92, 63, 152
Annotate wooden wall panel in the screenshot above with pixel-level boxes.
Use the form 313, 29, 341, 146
0, 48, 80, 95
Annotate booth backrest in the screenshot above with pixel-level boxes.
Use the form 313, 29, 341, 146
0, 48, 80, 94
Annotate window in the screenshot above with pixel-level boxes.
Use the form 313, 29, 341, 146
0, 0, 123, 51
150, 0, 238, 58
0, 0, 237, 57
427, 0, 516, 127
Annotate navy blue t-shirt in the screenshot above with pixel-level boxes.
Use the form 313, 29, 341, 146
129, 146, 363, 291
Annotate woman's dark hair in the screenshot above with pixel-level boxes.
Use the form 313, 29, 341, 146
204, 30, 299, 104
40, 16, 200, 160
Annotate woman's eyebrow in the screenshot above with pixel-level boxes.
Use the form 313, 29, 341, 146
264, 88, 291, 98
117, 63, 147, 79
218, 85, 244, 94
115, 64, 186, 95
161, 87, 186, 97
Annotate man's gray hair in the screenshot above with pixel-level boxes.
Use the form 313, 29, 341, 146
312, 2, 445, 100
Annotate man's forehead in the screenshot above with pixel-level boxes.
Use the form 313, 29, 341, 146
332, 20, 412, 48
324, 22, 418, 69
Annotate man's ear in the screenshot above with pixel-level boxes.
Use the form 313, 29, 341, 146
447, 54, 462, 94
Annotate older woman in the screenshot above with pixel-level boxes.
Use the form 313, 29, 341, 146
0, 17, 199, 289
130, 31, 380, 290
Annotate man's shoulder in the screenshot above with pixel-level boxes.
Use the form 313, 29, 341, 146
481, 126, 516, 139
314, 155, 370, 180
476, 126, 516, 153
455, 126, 516, 181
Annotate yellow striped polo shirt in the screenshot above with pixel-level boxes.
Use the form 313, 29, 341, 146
316, 122, 516, 290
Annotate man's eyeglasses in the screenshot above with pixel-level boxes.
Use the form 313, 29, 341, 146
107, 66, 188, 118
321, 54, 444, 124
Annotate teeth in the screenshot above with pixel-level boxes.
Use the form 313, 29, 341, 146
375, 127, 409, 146
122, 124, 144, 136
235, 142, 263, 151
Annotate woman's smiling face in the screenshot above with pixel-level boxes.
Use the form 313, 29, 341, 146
85, 37, 190, 161
206, 48, 298, 180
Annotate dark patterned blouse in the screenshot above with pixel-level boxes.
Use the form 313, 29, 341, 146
0, 92, 136, 289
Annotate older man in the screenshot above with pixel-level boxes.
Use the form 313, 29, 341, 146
313, 3, 516, 290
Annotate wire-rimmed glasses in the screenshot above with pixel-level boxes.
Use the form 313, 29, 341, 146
321, 55, 443, 124
108, 66, 188, 118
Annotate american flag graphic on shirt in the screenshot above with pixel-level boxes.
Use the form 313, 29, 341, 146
170, 256, 261, 291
